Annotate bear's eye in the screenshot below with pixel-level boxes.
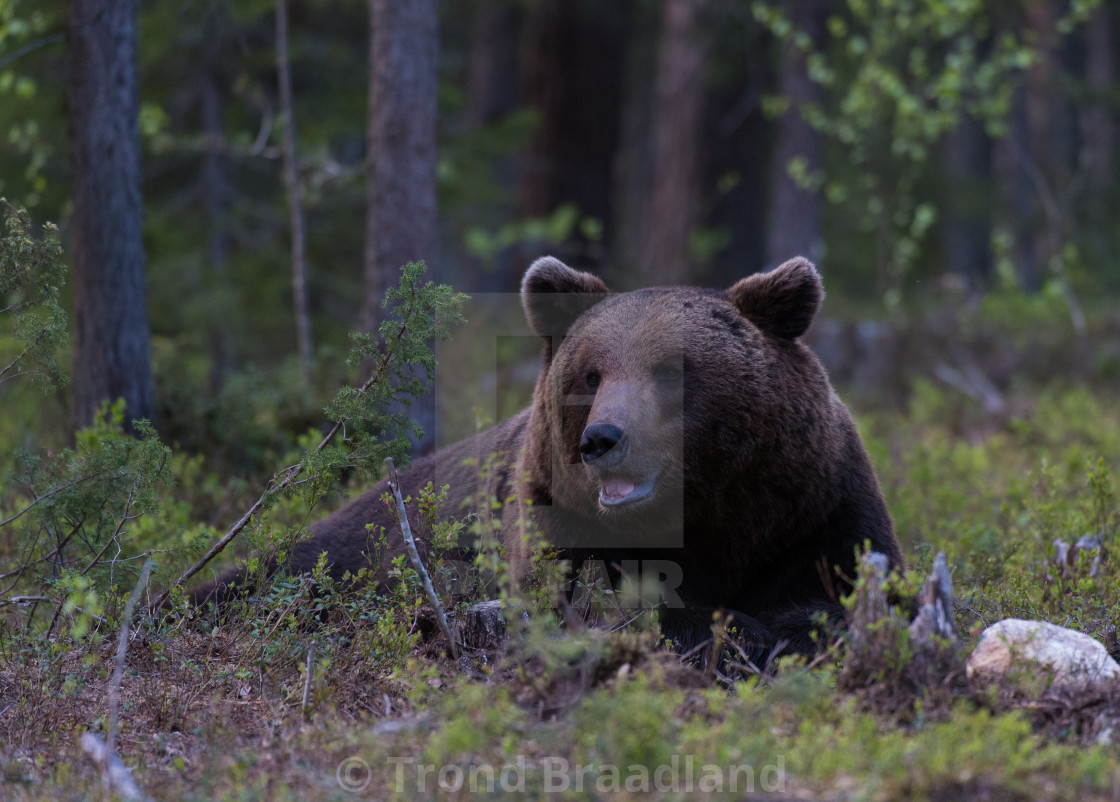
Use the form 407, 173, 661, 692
586, 371, 602, 389
654, 364, 682, 382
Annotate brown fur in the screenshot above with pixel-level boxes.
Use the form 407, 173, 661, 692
192, 256, 903, 660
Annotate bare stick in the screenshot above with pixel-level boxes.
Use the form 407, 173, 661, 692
98, 557, 154, 801
2, 595, 53, 605
80, 732, 149, 802
302, 643, 316, 713
385, 458, 459, 659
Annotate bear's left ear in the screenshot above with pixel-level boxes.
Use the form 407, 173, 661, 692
726, 257, 823, 339
521, 256, 610, 340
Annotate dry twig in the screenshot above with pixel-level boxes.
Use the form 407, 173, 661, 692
385, 457, 459, 659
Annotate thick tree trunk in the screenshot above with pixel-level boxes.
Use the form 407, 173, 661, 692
517, 0, 627, 269
460, 0, 523, 292
361, 0, 439, 333
68, 0, 155, 432
612, 6, 658, 283
362, 0, 439, 453
766, 0, 825, 269
639, 0, 710, 285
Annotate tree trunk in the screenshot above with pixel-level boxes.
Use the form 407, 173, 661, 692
639, 0, 710, 285
1081, 3, 1115, 228
517, 0, 627, 270
276, 0, 313, 383
465, 2, 521, 131
460, 0, 523, 292
201, 10, 232, 396
992, 90, 1040, 291
361, 0, 439, 333
941, 113, 991, 290
611, 4, 659, 282
766, 0, 825, 269
1009, 1, 1064, 293
363, 0, 439, 453
68, 0, 155, 432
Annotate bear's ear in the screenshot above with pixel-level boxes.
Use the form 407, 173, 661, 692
521, 256, 610, 339
726, 257, 823, 339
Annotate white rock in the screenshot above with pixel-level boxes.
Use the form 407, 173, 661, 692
967, 618, 1120, 698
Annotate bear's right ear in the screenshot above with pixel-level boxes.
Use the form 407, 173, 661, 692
521, 256, 610, 340
727, 257, 823, 339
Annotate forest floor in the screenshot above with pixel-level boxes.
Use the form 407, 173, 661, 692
4, 353, 1120, 800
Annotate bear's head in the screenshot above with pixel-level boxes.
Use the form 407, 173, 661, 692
520, 256, 828, 546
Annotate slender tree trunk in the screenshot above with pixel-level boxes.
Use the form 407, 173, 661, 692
639, 0, 710, 285
941, 113, 991, 290
68, 0, 155, 432
202, 10, 232, 395
361, 0, 439, 333
276, 0, 313, 383
1082, 3, 1115, 220
993, 89, 1040, 291
767, 0, 825, 269
1017, 1, 1064, 292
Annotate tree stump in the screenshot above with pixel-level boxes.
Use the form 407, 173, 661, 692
456, 599, 507, 653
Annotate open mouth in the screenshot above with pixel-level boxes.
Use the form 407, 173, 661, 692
598, 472, 659, 508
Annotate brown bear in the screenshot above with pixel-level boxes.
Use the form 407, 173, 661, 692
192, 256, 904, 660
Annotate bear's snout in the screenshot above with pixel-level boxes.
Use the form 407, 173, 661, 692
579, 422, 627, 466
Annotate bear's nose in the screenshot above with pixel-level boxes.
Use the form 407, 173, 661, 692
580, 423, 626, 464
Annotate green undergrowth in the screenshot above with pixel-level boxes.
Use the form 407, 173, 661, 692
866, 382, 1120, 645
5, 206, 1120, 797
3, 379, 1120, 800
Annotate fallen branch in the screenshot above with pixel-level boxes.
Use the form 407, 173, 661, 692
932, 350, 1007, 417
385, 457, 459, 660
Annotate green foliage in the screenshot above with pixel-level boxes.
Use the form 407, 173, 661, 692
464, 203, 603, 269
754, 0, 1100, 303
0, 6, 64, 210
867, 382, 1120, 642
0, 199, 66, 390
2, 400, 174, 635
365, 666, 1116, 800
315, 261, 466, 488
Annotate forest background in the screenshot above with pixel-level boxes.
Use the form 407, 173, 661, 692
4, 0, 1118, 441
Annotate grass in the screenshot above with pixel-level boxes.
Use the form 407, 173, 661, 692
3, 372, 1120, 800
